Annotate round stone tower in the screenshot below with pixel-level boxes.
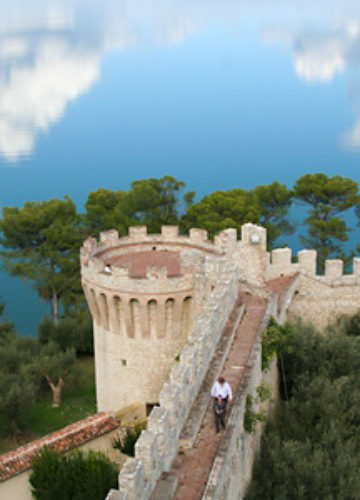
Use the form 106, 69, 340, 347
80, 225, 223, 412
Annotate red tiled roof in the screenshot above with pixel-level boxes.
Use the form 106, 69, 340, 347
0, 412, 120, 482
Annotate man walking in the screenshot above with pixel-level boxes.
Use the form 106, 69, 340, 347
211, 376, 233, 407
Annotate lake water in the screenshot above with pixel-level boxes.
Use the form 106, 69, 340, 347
1, 0, 360, 334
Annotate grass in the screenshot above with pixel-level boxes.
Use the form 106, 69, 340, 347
0, 357, 96, 455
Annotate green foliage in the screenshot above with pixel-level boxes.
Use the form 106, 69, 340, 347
245, 320, 360, 499
181, 182, 293, 247
0, 197, 84, 322
129, 176, 194, 231
37, 341, 80, 407
256, 383, 272, 403
0, 357, 96, 454
84, 188, 132, 235
0, 372, 36, 436
85, 176, 194, 235
112, 422, 146, 456
261, 317, 293, 370
38, 310, 93, 355
0, 310, 82, 434
293, 173, 360, 271
243, 394, 266, 434
30, 446, 118, 500
336, 310, 360, 337
181, 188, 261, 239
251, 181, 294, 246
0, 320, 39, 434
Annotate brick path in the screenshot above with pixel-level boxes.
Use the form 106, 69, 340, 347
169, 291, 267, 500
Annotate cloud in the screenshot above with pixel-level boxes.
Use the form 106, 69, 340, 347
293, 34, 347, 82
2, 0, 360, 162
262, 17, 360, 151
342, 119, 360, 151
262, 22, 360, 83
0, 44, 101, 161
0, 1, 139, 162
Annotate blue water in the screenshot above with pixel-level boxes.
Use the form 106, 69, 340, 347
1, 0, 360, 334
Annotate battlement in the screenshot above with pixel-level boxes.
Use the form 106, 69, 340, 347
81, 223, 267, 264
267, 248, 360, 285
81, 226, 222, 265
115, 263, 241, 498
81, 223, 360, 500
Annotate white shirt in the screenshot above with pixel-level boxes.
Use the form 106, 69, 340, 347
211, 381, 233, 400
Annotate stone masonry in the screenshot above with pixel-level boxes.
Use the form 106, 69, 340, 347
80, 223, 360, 499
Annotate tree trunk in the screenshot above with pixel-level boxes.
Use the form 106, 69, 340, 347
52, 287, 59, 326
44, 374, 64, 407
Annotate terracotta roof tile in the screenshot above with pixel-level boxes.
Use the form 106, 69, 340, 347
0, 412, 121, 482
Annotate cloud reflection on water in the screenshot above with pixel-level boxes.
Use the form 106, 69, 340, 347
0, 0, 138, 162
262, 17, 360, 151
1, 0, 360, 162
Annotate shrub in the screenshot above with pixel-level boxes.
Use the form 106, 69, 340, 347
38, 311, 93, 356
243, 394, 267, 434
30, 446, 118, 500
112, 423, 146, 456
341, 311, 360, 337
261, 317, 293, 370
245, 321, 360, 499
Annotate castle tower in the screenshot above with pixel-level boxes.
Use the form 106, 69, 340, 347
80, 225, 224, 412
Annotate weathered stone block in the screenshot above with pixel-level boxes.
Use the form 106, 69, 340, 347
189, 228, 208, 242
135, 430, 159, 485
129, 226, 147, 239
298, 249, 317, 274
161, 226, 179, 240
354, 258, 360, 276
118, 459, 145, 500
100, 229, 119, 243
271, 247, 292, 266
83, 237, 97, 252
325, 259, 343, 278
105, 489, 129, 500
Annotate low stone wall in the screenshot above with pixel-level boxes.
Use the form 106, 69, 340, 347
266, 248, 360, 327
289, 273, 360, 328
107, 263, 241, 500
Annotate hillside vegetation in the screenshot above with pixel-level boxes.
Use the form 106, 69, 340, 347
246, 313, 360, 499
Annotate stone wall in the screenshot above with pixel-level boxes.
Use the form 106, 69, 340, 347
201, 295, 277, 500
107, 262, 241, 500
81, 225, 250, 412
267, 248, 360, 327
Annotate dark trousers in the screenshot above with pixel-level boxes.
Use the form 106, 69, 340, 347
214, 411, 225, 432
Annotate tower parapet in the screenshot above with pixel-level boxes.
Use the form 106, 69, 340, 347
81, 225, 241, 412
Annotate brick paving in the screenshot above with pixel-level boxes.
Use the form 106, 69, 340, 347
169, 291, 267, 500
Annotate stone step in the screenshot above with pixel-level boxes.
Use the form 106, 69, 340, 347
178, 303, 245, 450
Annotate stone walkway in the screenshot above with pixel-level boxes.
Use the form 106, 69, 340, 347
167, 291, 267, 500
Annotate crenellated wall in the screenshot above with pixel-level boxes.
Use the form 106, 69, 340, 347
81, 225, 246, 412
82, 223, 359, 500
266, 248, 360, 327
106, 263, 241, 500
